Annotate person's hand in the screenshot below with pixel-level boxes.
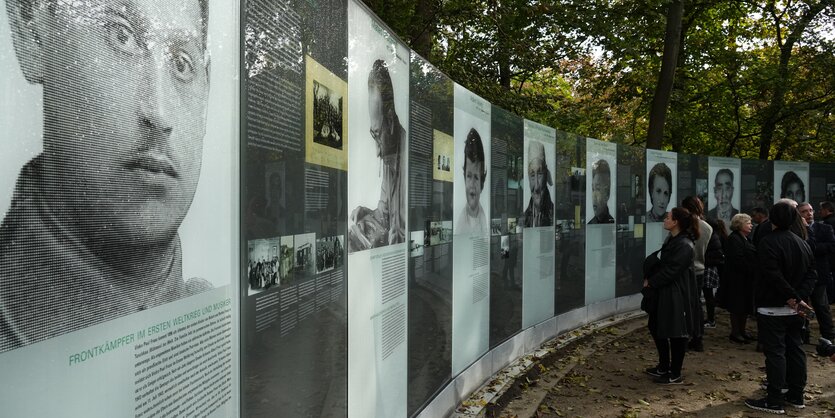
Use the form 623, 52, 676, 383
789, 298, 813, 317
643, 279, 649, 288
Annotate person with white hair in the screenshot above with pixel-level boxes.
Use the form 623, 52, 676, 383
523, 141, 553, 227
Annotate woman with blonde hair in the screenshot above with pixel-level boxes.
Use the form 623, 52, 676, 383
720, 213, 757, 343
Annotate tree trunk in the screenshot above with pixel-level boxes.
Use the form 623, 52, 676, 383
646, 0, 684, 150
409, 0, 435, 59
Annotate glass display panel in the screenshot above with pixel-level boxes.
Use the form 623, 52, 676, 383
346, 1, 410, 416
521, 119, 556, 327
0, 0, 240, 416
740, 158, 773, 214
554, 132, 586, 314
451, 83, 491, 376
407, 52, 453, 416
810, 162, 835, 214
615, 145, 647, 296
585, 138, 617, 304
242, 0, 347, 416
489, 106, 524, 347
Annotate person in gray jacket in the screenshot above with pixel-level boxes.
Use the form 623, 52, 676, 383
681, 196, 713, 352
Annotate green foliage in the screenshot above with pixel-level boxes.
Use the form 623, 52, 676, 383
364, 0, 835, 162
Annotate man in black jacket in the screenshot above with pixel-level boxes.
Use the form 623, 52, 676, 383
751, 207, 772, 247
798, 202, 835, 340
820, 201, 835, 301
745, 200, 816, 414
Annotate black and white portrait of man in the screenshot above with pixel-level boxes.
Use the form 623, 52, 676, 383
1, 0, 214, 352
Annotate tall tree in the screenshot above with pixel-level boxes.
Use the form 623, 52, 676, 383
646, 0, 684, 150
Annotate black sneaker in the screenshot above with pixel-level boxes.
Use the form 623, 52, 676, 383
784, 395, 805, 409
645, 366, 669, 377
653, 374, 683, 385
704, 321, 717, 329
745, 398, 785, 414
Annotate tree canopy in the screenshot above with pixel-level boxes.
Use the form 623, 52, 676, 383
363, 0, 835, 161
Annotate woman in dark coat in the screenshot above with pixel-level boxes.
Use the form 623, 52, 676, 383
644, 207, 700, 384
720, 213, 757, 343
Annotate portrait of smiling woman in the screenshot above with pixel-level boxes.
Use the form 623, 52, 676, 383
0, 0, 213, 352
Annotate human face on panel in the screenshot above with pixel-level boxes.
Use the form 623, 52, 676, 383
784, 182, 805, 204
464, 158, 484, 216
651, 175, 671, 217
529, 159, 545, 205
592, 171, 610, 218
28, 0, 210, 246
368, 84, 384, 157
714, 171, 733, 211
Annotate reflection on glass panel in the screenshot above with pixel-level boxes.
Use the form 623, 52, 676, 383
407, 52, 453, 416
616, 145, 646, 297
741, 159, 773, 214
554, 132, 585, 314
242, 0, 347, 416
810, 163, 835, 215
489, 106, 523, 348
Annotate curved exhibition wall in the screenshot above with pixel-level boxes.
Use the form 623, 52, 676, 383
2, 0, 834, 417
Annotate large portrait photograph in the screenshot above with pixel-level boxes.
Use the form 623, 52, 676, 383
453, 93, 491, 237
773, 161, 809, 205
707, 156, 741, 228
645, 150, 677, 223
0, 0, 235, 354
585, 139, 617, 225
345, 22, 409, 254
522, 120, 555, 228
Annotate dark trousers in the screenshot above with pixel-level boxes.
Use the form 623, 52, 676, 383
757, 314, 806, 405
690, 274, 705, 341
648, 313, 688, 376
702, 286, 716, 323
810, 284, 835, 340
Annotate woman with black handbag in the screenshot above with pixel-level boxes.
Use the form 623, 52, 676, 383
643, 207, 700, 384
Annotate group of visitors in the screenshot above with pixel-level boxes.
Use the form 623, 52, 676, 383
641, 197, 835, 414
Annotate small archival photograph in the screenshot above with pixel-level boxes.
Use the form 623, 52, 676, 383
305, 55, 348, 170
491, 218, 502, 236
247, 237, 282, 295
294, 233, 316, 277
316, 235, 344, 274
507, 217, 518, 233
313, 80, 344, 150
409, 231, 425, 257
429, 220, 453, 245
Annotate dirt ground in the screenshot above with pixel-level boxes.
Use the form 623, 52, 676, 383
497, 310, 835, 417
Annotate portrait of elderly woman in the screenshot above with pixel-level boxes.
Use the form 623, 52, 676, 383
347, 59, 406, 252
523, 141, 553, 227
1, 0, 213, 352
455, 128, 488, 235
780, 171, 806, 204
647, 163, 673, 222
